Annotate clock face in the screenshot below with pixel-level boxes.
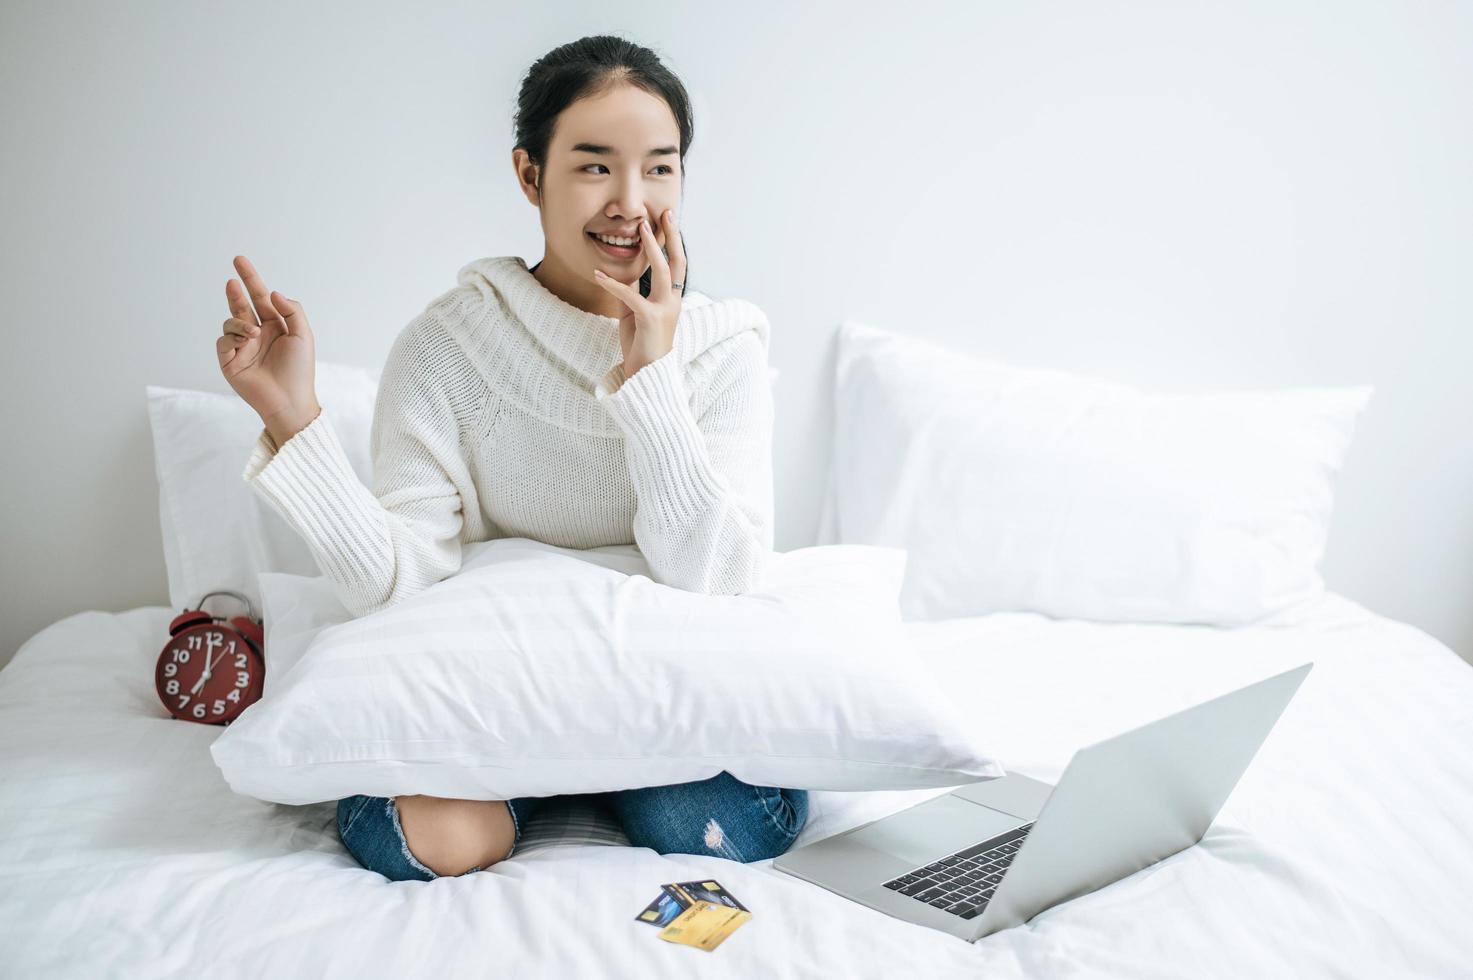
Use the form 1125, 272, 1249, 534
156, 624, 262, 724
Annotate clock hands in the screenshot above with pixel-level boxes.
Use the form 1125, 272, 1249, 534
190, 641, 227, 696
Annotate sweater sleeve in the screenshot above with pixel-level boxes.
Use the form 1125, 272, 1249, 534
240, 319, 482, 618
593, 332, 775, 595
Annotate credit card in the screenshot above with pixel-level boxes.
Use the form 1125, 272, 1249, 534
634, 889, 688, 928
657, 900, 752, 952
661, 879, 749, 913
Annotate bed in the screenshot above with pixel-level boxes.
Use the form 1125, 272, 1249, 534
2, 589, 1469, 977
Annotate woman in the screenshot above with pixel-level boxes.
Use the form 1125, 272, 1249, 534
214, 35, 808, 881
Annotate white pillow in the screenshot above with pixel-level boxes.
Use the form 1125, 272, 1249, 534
826, 320, 1374, 626
209, 537, 1005, 804
146, 362, 379, 616
146, 357, 772, 619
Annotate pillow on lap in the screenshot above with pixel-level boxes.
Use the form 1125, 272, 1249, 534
209, 537, 1004, 804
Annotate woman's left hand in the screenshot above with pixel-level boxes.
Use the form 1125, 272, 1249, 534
592, 208, 687, 381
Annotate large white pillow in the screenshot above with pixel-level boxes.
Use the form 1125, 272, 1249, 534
145, 362, 379, 615
825, 320, 1374, 626
209, 536, 1005, 804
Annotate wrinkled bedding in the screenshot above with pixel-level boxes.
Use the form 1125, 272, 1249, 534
1, 593, 1468, 978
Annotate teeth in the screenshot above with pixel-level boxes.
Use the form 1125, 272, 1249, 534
594, 233, 639, 247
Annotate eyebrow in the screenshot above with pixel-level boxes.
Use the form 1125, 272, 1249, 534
570, 142, 679, 158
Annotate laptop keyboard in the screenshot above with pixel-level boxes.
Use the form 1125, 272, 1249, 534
881, 821, 1035, 920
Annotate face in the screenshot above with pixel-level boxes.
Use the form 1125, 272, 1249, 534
513, 82, 682, 319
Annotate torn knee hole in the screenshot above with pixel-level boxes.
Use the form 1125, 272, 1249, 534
704, 818, 725, 851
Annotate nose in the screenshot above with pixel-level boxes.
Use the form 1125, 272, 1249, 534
607, 173, 658, 227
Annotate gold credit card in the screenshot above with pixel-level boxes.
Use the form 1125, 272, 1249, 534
657, 900, 752, 952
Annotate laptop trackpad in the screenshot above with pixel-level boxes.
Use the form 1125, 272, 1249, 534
847, 794, 1025, 868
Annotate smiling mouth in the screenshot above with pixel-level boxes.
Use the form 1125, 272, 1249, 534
588, 232, 643, 259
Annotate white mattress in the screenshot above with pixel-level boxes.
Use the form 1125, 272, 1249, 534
1, 594, 1469, 977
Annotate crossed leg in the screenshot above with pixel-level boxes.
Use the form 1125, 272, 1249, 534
394, 795, 517, 876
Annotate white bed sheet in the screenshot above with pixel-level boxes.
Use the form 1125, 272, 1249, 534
1, 593, 1469, 978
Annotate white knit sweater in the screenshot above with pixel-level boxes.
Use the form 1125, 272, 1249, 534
241, 255, 775, 619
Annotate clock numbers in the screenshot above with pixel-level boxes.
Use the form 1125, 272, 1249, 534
161, 625, 257, 724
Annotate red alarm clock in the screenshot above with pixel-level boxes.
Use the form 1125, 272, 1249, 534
156, 590, 266, 725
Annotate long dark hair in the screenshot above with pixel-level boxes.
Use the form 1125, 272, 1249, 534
514, 35, 693, 299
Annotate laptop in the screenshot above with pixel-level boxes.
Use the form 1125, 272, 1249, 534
773, 662, 1313, 942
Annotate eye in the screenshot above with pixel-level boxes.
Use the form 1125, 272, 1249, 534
582, 164, 677, 176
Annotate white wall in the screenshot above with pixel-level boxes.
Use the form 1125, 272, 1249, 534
2, 0, 1469, 668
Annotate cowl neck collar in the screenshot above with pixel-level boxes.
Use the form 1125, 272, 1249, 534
462, 255, 624, 387
447, 255, 768, 436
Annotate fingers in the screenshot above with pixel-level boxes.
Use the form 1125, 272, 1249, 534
639, 216, 671, 296
222, 315, 259, 341
218, 265, 264, 371
592, 266, 644, 311
225, 277, 260, 329
216, 328, 255, 368
271, 290, 307, 338
662, 209, 686, 293
220, 270, 261, 369
232, 255, 286, 333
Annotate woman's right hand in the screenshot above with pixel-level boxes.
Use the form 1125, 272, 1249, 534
217, 255, 321, 446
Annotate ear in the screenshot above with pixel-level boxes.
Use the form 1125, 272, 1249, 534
511, 148, 542, 207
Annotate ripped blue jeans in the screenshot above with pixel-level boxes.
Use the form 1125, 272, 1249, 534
336, 769, 810, 882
